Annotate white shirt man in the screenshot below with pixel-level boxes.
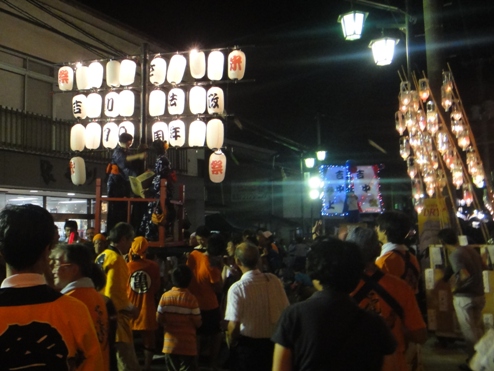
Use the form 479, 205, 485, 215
225, 242, 289, 371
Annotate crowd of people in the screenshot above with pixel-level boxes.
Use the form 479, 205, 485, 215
0, 205, 487, 371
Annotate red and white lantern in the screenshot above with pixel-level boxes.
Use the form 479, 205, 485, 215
88, 61, 104, 88
189, 49, 206, 79
85, 121, 101, 150
149, 90, 166, 117
104, 92, 120, 117
228, 50, 246, 80
189, 86, 206, 114
167, 54, 186, 84
70, 123, 86, 152
207, 51, 224, 81
102, 122, 119, 149
86, 93, 102, 118
152, 121, 169, 142
209, 150, 227, 183
149, 57, 167, 85
58, 66, 74, 91
168, 88, 185, 115
119, 90, 135, 117
72, 94, 87, 119
207, 87, 224, 114
207, 119, 224, 150
169, 119, 186, 147
106, 60, 121, 87
189, 120, 206, 147
70, 157, 86, 185
120, 59, 137, 86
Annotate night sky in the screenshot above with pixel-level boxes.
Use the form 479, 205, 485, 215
79, 0, 494, 175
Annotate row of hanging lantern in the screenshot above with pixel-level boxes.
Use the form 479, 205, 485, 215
396, 70, 486, 213
70, 118, 224, 151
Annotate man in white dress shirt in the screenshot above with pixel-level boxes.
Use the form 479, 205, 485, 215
225, 242, 289, 371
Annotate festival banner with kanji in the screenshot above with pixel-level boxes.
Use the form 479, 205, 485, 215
321, 166, 347, 216
352, 165, 382, 213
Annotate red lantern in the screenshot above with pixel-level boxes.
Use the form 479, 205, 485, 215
209, 150, 227, 183
228, 50, 246, 80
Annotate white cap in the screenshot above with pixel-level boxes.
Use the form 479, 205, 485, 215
263, 231, 273, 238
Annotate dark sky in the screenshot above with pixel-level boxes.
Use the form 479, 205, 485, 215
79, 0, 494, 174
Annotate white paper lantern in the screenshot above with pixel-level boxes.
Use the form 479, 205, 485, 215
207, 87, 224, 114
207, 51, 224, 81
189, 50, 206, 79
72, 94, 87, 119
119, 90, 135, 117
150, 57, 167, 85
149, 90, 166, 117
104, 92, 120, 117
167, 54, 186, 84
119, 121, 135, 144
76, 65, 90, 90
102, 122, 119, 149
189, 86, 206, 114
106, 60, 121, 87
58, 66, 74, 91
87, 93, 102, 118
70, 123, 86, 152
85, 121, 101, 150
169, 119, 186, 147
206, 119, 224, 150
70, 157, 86, 186
228, 50, 246, 80
168, 88, 185, 115
152, 121, 169, 142
209, 150, 227, 183
188, 120, 206, 147
88, 61, 104, 88
120, 59, 136, 86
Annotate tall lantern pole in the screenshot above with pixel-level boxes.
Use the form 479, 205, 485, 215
140, 43, 148, 143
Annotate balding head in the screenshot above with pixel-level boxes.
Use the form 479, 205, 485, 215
235, 242, 259, 269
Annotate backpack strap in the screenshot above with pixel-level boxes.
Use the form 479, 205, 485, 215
393, 250, 419, 280
353, 269, 404, 320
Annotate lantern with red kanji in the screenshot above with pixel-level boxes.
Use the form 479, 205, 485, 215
70, 156, 86, 185
209, 150, 227, 183
228, 50, 246, 80
58, 66, 74, 91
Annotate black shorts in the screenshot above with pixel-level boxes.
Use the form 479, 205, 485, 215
197, 307, 221, 335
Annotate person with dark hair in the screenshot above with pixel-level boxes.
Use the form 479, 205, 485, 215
157, 265, 202, 371
107, 132, 147, 232
63, 219, 87, 244
438, 228, 485, 362
194, 225, 211, 252
186, 231, 224, 369
139, 139, 176, 241
96, 222, 140, 371
375, 211, 420, 292
0, 204, 104, 370
126, 237, 161, 371
272, 237, 396, 371
347, 227, 427, 371
51, 243, 112, 370
225, 242, 289, 371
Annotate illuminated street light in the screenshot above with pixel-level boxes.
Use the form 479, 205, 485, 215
338, 11, 368, 41
304, 157, 315, 168
316, 150, 327, 161
369, 37, 399, 66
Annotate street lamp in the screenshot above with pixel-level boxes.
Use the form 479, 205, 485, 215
316, 150, 327, 161
339, 0, 413, 78
369, 37, 399, 66
337, 11, 368, 41
304, 157, 315, 169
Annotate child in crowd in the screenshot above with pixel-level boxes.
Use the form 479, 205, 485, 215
157, 265, 202, 371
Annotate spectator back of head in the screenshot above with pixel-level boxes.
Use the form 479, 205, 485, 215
171, 265, 193, 288
376, 211, 411, 244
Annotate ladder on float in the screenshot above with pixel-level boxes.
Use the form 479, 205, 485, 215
94, 178, 186, 248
